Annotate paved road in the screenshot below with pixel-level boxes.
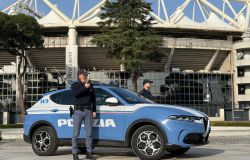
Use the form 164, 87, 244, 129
1, 136, 250, 160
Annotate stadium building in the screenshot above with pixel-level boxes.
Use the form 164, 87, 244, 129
0, 0, 250, 123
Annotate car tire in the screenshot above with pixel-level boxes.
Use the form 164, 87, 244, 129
31, 126, 58, 156
131, 125, 166, 160
167, 147, 190, 155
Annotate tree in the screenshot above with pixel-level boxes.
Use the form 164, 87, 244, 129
0, 12, 44, 122
91, 0, 164, 92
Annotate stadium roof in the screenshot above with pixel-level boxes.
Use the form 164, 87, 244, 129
1, 0, 250, 32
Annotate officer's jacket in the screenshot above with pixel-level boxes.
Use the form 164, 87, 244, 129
71, 81, 96, 112
139, 89, 154, 100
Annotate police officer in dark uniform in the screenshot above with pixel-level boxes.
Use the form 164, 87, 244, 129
71, 69, 96, 160
139, 79, 154, 100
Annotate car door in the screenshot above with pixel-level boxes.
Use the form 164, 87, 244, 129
94, 87, 125, 142
49, 90, 75, 139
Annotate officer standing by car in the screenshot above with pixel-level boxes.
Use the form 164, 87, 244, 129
71, 69, 96, 160
139, 79, 154, 100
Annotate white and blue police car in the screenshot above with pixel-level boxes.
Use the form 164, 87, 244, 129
23, 81, 210, 160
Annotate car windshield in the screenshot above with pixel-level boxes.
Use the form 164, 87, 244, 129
110, 87, 154, 104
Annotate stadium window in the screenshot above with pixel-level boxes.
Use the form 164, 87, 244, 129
238, 85, 245, 95
237, 68, 245, 77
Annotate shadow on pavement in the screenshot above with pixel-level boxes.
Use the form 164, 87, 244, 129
54, 147, 136, 158
54, 149, 72, 156
53, 147, 224, 159
162, 147, 225, 159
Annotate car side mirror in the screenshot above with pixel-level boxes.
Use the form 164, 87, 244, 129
105, 97, 119, 106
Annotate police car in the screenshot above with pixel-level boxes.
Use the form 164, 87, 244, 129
23, 81, 210, 160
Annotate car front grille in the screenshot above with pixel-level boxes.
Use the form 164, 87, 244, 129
183, 116, 210, 145
203, 117, 208, 131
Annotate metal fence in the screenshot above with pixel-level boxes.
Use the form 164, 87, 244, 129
0, 72, 65, 123
89, 71, 232, 118
0, 71, 237, 123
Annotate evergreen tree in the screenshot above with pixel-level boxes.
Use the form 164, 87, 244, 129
0, 12, 44, 122
91, 0, 164, 92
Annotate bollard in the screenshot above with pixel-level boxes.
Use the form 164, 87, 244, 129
3, 112, 10, 125
0, 130, 2, 141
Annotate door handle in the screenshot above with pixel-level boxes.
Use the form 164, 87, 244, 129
51, 109, 59, 112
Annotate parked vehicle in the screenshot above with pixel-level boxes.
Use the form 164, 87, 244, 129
23, 82, 210, 160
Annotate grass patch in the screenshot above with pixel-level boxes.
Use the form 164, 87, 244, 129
0, 124, 23, 129
211, 121, 250, 127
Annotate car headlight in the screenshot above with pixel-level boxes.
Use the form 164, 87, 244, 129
168, 115, 203, 123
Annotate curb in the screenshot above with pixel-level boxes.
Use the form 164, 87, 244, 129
211, 126, 250, 130
0, 129, 23, 140
210, 126, 250, 137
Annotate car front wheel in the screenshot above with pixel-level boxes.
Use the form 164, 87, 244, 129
31, 126, 58, 156
131, 125, 166, 160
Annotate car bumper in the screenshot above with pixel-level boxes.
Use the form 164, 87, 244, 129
23, 134, 30, 143
163, 118, 211, 148
183, 132, 210, 145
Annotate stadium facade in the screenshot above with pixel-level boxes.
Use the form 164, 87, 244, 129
0, 0, 250, 123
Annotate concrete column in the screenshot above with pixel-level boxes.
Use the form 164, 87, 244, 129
3, 111, 9, 125
68, 25, 77, 45
231, 49, 239, 108
120, 57, 125, 71
120, 64, 125, 71
66, 25, 78, 87
205, 50, 219, 72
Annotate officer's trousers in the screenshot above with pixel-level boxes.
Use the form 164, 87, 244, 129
72, 109, 93, 154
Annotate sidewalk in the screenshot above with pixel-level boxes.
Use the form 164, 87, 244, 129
0, 127, 250, 140
210, 126, 250, 136
0, 128, 23, 140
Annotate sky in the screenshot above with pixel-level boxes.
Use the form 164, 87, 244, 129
0, 0, 247, 23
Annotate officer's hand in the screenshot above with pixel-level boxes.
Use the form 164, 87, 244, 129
93, 112, 96, 118
85, 82, 91, 88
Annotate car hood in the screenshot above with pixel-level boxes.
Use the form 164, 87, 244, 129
133, 103, 207, 117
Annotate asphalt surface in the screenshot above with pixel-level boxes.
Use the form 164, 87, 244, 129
1, 135, 250, 160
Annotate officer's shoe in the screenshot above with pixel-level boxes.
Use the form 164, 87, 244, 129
73, 154, 80, 160
86, 152, 96, 160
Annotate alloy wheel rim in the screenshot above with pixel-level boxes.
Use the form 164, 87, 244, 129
137, 131, 162, 156
34, 131, 51, 152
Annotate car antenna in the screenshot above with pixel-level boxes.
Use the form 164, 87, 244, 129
52, 66, 70, 87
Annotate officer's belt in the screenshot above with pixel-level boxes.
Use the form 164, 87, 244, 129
75, 104, 92, 111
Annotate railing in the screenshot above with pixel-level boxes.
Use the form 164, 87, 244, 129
42, 36, 233, 50
162, 37, 232, 50
43, 37, 68, 48
77, 36, 233, 50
